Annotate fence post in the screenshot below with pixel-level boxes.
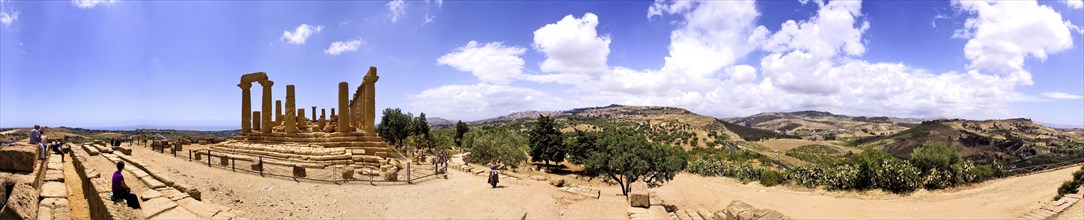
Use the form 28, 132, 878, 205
188, 150, 192, 162
231, 158, 235, 172
258, 157, 263, 176
407, 162, 412, 184
207, 150, 212, 167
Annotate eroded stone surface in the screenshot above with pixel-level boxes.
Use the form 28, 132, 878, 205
40, 182, 67, 199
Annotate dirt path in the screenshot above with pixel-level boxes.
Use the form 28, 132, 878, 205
63, 155, 91, 220
128, 145, 628, 219
655, 165, 1082, 219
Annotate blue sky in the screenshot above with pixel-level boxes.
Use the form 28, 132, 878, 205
1, 0, 1082, 129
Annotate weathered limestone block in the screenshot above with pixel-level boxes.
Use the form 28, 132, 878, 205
117, 146, 132, 155
173, 183, 202, 201
0, 181, 38, 220
142, 197, 178, 218
219, 155, 230, 166
177, 197, 220, 218
721, 200, 789, 220
44, 170, 64, 182
549, 178, 565, 187
342, 165, 355, 180
142, 189, 163, 200
252, 111, 261, 132
628, 182, 650, 208
337, 82, 352, 133
293, 166, 307, 178
297, 108, 309, 132
0, 144, 37, 172
40, 182, 67, 199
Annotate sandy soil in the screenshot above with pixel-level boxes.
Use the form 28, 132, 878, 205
655, 165, 1082, 219
127, 145, 628, 219
63, 155, 91, 220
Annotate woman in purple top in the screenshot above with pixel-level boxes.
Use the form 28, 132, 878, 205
112, 161, 141, 208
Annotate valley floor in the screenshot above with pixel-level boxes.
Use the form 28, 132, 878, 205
124, 143, 1080, 219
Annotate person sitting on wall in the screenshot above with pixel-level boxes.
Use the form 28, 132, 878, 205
29, 124, 46, 160
111, 161, 141, 209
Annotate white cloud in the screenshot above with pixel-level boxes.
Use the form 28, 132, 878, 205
437, 41, 527, 85
324, 38, 364, 55
387, 0, 407, 23
280, 24, 323, 45
0, 10, 15, 26
760, 0, 869, 58
71, 0, 118, 8
954, 0, 1075, 85
533, 13, 612, 77
409, 83, 563, 120
1043, 92, 1084, 100
1065, 0, 1084, 9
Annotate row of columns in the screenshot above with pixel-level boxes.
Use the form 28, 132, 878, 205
239, 68, 379, 135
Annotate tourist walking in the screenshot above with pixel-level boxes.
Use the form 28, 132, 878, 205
488, 160, 501, 188
112, 161, 141, 208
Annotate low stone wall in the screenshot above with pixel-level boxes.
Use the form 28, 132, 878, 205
71, 149, 145, 220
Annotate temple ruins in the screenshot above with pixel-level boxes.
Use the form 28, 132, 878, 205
212, 66, 392, 170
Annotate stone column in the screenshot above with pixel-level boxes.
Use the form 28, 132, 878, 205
319, 108, 327, 129
238, 83, 252, 133
331, 108, 336, 118
361, 67, 380, 133
297, 108, 308, 132
259, 80, 274, 134
311, 106, 317, 122
285, 85, 297, 134
338, 82, 352, 133
275, 100, 283, 125
252, 111, 261, 132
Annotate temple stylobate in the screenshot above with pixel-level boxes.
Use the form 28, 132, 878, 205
216, 66, 392, 170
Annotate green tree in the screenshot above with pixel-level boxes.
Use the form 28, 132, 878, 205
462, 129, 528, 168
454, 120, 469, 147
910, 141, 962, 176
565, 129, 599, 165
583, 129, 687, 196
376, 108, 413, 146
528, 115, 565, 165
412, 113, 432, 149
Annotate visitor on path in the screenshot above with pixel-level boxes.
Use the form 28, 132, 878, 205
52, 141, 66, 162
112, 161, 141, 209
438, 149, 448, 172
29, 125, 46, 160
488, 160, 501, 188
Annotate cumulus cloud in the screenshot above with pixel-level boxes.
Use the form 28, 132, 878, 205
954, 0, 1075, 85
280, 24, 323, 45
387, 0, 407, 23
437, 41, 527, 85
1065, 0, 1083, 9
533, 13, 611, 77
760, 0, 869, 58
415, 0, 1078, 121
72, 0, 118, 8
1043, 92, 1084, 100
324, 38, 364, 55
409, 83, 563, 120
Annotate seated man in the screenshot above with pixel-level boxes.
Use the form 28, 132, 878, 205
29, 124, 45, 160
112, 161, 141, 209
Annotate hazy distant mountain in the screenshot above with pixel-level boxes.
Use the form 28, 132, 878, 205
723, 111, 926, 140
427, 117, 456, 127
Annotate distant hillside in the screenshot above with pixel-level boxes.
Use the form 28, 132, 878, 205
0, 126, 238, 145
469, 104, 792, 150
427, 117, 456, 127
853, 118, 1084, 165
726, 111, 923, 140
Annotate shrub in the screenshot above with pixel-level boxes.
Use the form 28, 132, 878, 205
848, 149, 897, 189
969, 164, 995, 182
874, 159, 921, 193
687, 158, 726, 176
1055, 167, 1084, 200
824, 164, 860, 190
911, 141, 962, 176
787, 166, 822, 188
760, 169, 787, 187
734, 164, 762, 183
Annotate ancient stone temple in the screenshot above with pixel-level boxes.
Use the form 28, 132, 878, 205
215, 66, 391, 169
